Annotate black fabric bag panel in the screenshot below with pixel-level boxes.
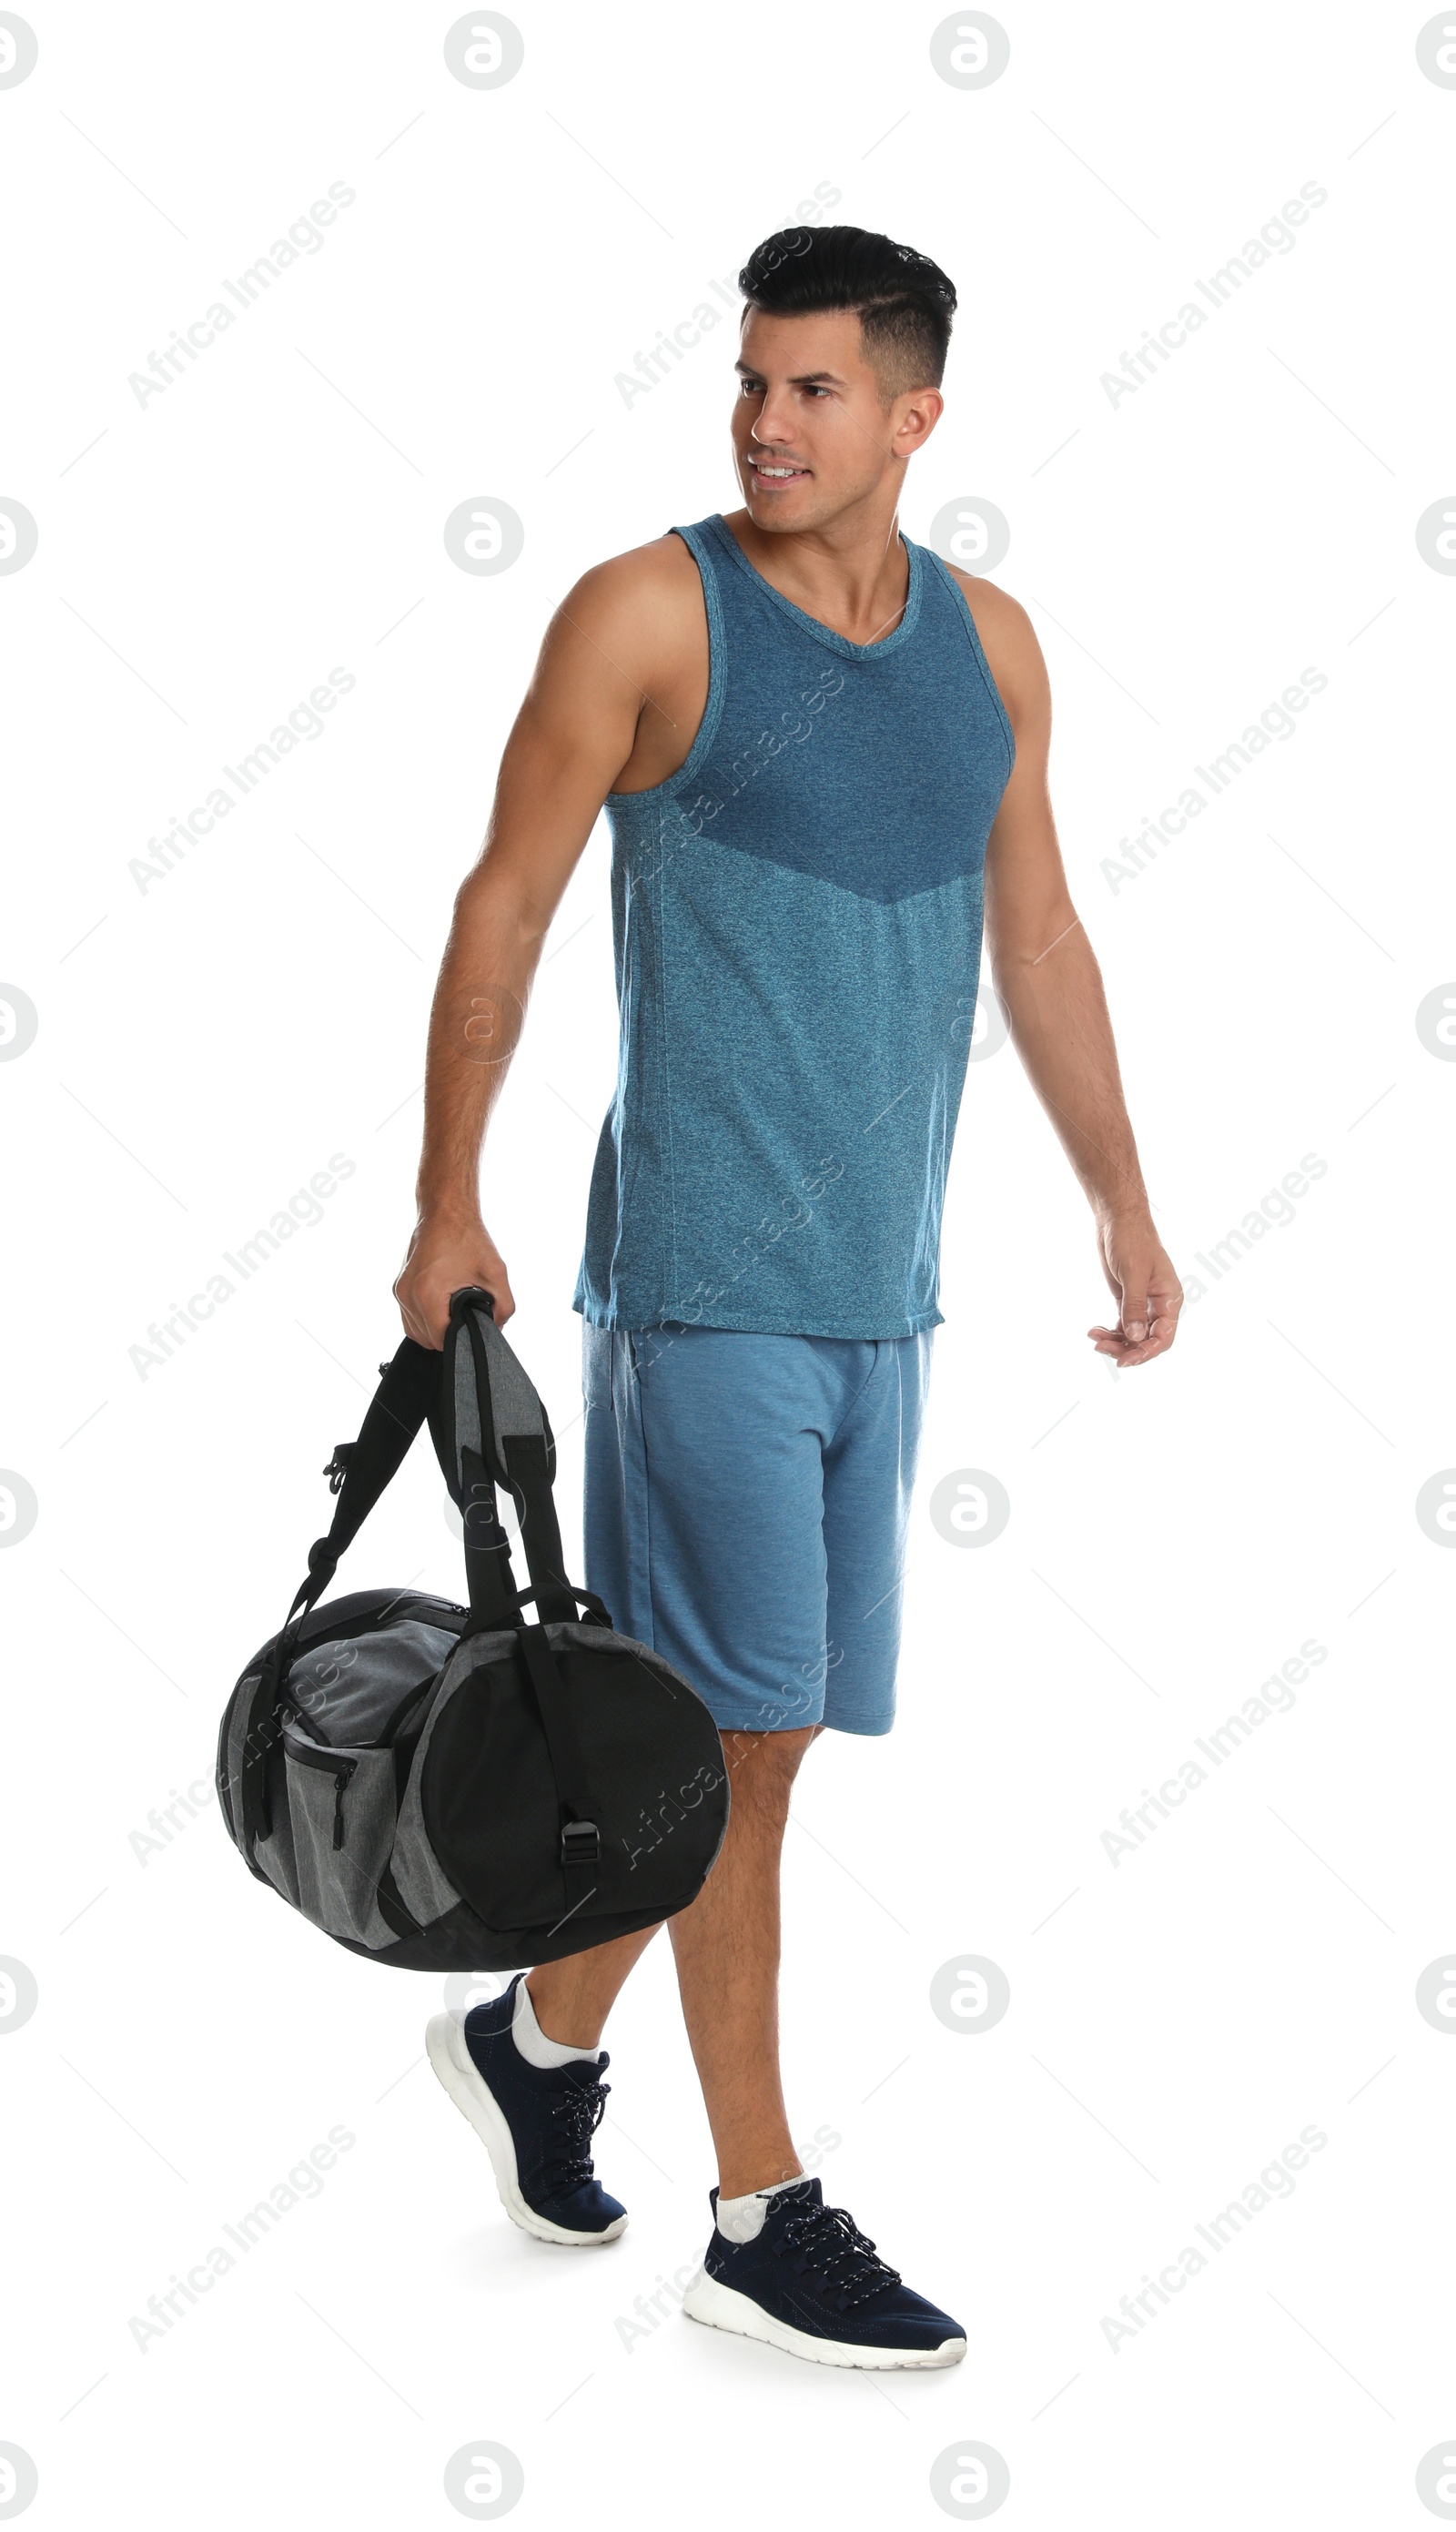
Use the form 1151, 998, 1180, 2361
424, 1633, 728, 1935
329, 1891, 690, 1974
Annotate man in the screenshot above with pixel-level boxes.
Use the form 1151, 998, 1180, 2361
398, 225, 1181, 2371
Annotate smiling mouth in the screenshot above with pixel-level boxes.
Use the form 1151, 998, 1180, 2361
747, 457, 810, 482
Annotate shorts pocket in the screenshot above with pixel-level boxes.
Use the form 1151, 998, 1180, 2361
283, 1731, 399, 1943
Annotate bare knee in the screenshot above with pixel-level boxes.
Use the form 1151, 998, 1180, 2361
721, 1725, 817, 1821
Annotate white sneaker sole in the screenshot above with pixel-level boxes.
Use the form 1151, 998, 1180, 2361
424, 2010, 627, 2248
680, 2265, 966, 2369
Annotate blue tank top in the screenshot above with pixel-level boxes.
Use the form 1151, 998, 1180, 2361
572, 511, 1015, 1338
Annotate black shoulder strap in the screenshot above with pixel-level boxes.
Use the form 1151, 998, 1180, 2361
312, 1338, 442, 1595
238, 1339, 440, 1848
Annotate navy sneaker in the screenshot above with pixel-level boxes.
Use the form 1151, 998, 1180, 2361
425, 1975, 626, 2246
681, 2178, 965, 2368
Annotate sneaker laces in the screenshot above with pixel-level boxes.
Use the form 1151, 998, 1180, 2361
773, 2196, 903, 2311
544, 2071, 611, 2195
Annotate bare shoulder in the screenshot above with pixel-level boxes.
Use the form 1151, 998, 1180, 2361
942, 566, 1047, 726
574, 529, 703, 606
548, 532, 704, 678
523, 530, 709, 785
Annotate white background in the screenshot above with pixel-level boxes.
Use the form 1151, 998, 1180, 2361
3, 2, 1454, 2524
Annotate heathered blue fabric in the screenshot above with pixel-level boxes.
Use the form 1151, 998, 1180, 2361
582, 1321, 934, 1736
572, 511, 1015, 1339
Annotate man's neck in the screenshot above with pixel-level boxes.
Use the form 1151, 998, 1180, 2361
721, 501, 911, 647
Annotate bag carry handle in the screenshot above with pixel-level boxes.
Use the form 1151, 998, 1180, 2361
238, 1291, 608, 1854
435, 1287, 579, 1628
432, 1291, 608, 1911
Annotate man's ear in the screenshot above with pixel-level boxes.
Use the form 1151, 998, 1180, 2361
895, 388, 945, 456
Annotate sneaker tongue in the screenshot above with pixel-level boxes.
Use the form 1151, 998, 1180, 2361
758, 2177, 823, 2227
777, 2177, 822, 2209
708, 2175, 823, 2218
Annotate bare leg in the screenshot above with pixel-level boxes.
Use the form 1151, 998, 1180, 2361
525, 1724, 816, 2195
668, 1725, 817, 2199
525, 1923, 660, 2053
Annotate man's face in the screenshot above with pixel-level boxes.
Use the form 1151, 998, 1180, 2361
730, 307, 940, 533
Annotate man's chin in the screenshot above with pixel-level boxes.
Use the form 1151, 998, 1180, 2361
742, 482, 828, 532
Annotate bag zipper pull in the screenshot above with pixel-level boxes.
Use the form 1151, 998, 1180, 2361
331, 1760, 355, 1848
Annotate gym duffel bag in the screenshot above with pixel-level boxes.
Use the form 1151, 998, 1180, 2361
217, 1287, 729, 1970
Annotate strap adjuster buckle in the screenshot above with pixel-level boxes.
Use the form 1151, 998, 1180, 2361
560, 1819, 600, 1871
323, 1443, 354, 1496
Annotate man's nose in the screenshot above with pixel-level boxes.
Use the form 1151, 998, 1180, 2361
751, 393, 796, 445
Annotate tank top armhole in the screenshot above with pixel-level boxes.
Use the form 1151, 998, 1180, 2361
603, 520, 728, 807
921, 545, 1016, 785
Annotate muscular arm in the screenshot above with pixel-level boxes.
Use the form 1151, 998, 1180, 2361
394, 558, 667, 1343
956, 574, 1182, 1368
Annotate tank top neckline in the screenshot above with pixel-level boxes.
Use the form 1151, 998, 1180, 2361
702, 511, 924, 661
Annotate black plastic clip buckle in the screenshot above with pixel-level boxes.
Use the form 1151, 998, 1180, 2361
560, 1819, 600, 1872
322, 1443, 354, 1496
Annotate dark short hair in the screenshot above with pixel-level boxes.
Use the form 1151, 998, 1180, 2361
737, 225, 956, 397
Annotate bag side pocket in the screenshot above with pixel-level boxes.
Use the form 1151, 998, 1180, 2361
283, 1731, 399, 1947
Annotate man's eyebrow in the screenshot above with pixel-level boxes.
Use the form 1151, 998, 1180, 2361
733, 361, 846, 386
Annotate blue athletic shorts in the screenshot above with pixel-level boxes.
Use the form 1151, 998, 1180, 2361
581, 1322, 933, 1737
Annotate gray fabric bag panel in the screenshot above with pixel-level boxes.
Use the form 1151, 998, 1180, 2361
227, 1673, 262, 1827
286, 1620, 456, 1747
254, 1779, 299, 1908
282, 1728, 399, 1947
545, 1618, 700, 1696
